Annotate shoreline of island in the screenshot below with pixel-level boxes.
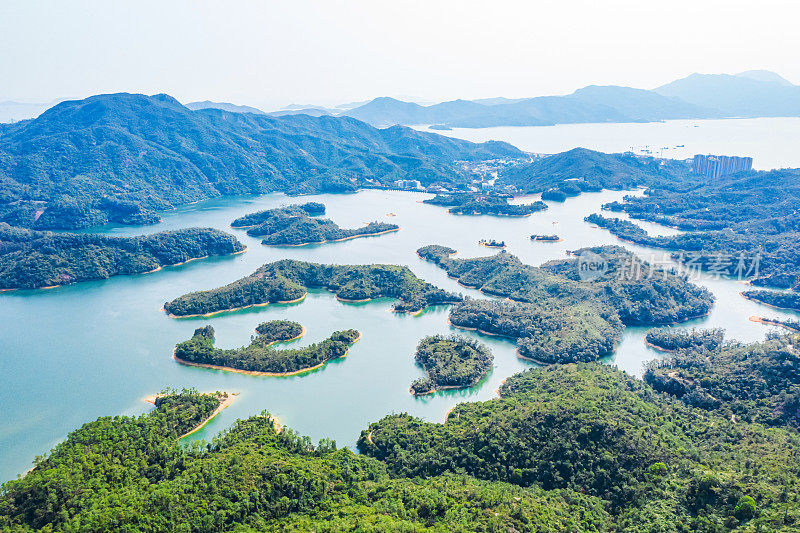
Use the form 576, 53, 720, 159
261, 227, 401, 248
163, 293, 308, 318
143, 391, 238, 439
172, 331, 361, 377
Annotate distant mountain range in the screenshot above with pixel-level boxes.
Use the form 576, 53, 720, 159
0, 93, 522, 229
654, 71, 800, 117
4, 70, 797, 127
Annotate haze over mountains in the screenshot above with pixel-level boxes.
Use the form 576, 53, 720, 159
3, 70, 797, 127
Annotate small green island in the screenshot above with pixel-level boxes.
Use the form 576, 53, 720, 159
645, 327, 724, 352
230, 203, 399, 246
531, 234, 562, 242
410, 334, 494, 395
0, 224, 245, 290
163, 259, 462, 317
423, 193, 547, 217
174, 321, 360, 375
478, 238, 505, 248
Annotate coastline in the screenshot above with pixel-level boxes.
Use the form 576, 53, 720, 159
143, 391, 238, 439
749, 315, 800, 332
164, 293, 307, 319
2, 248, 248, 293
644, 339, 676, 353
741, 291, 798, 311
172, 331, 362, 377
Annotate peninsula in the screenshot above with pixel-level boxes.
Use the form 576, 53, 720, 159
231, 203, 399, 246
163, 259, 462, 317
174, 323, 359, 375
410, 334, 494, 395
0, 224, 245, 290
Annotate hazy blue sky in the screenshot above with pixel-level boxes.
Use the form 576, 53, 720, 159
1, 0, 798, 109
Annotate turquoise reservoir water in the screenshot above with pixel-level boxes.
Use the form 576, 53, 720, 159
1, 189, 796, 481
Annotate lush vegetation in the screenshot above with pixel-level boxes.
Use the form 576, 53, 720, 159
418, 244, 713, 363
410, 334, 494, 394
231, 202, 325, 227
0, 93, 523, 230
164, 259, 462, 316
254, 319, 304, 342
742, 289, 800, 311
645, 327, 724, 351
6, 361, 800, 530
0, 390, 614, 532
174, 324, 359, 374
598, 168, 800, 291
423, 192, 547, 217
231, 203, 398, 245
360, 363, 800, 530
0, 224, 244, 290
644, 331, 800, 428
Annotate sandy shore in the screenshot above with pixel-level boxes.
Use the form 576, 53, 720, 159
173, 331, 361, 377
749, 316, 800, 332
644, 339, 676, 353
143, 391, 238, 439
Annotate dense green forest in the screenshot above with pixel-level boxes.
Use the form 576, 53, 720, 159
5, 361, 800, 530
254, 319, 304, 342
174, 324, 359, 374
164, 259, 462, 317
230, 203, 398, 245
359, 363, 800, 530
497, 148, 692, 195
0, 390, 615, 532
644, 331, 800, 428
410, 334, 494, 395
596, 168, 800, 291
0, 93, 523, 230
0, 224, 244, 290
418, 244, 713, 363
645, 327, 724, 351
423, 193, 547, 216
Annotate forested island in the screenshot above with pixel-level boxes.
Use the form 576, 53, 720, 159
417, 244, 714, 363
478, 238, 505, 248
232, 202, 325, 226
645, 327, 724, 351
531, 234, 561, 242
410, 335, 494, 395
596, 167, 800, 292
0, 93, 523, 230
423, 192, 547, 217
164, 259, 462, 317
230, 203, 399, 245
174, 323, 359, 375
0, 224, 244, 290
644, 331, 800, 428
254, 319, 305, 342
